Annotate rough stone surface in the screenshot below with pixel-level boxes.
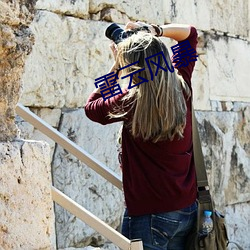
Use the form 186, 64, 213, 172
210, 0, 248, 38
89, 0, 165, 24
192, 31, 250, 110
206, 34, 250, 103
53, 109, 123, 248
225, 202, 250, 250
16, 107, 62, 161
196, 108, 250, 211
0, 140, 56, 249
195, 108, 250, 249
0, 0, 36, 141
163, 0, 249, 38
36, 0, 89, 18
20, 11, 111, 108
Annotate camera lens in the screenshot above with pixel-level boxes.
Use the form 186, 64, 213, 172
105, 23, 125, 44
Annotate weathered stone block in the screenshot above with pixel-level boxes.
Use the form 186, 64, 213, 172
195, 108, 250, 249
0, 0, 36, 141
0, 140, 55, 249
36, 0, 89, 18
89, 0, 165, 24
16, 107, 62, 161
163, 0, 249, 38
90, 6, 130, 23
196, 108, 250, 211
163, 0, 210, 30
20, 12, 114, 108
210, 0, 248, 38
226, 202, 250, 250
206, 34, 250, 103
191, 30, 250, 110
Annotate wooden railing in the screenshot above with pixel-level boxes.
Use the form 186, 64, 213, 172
16, 103, 143, 250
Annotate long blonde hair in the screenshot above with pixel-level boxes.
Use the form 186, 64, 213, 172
112, 32, 190, 142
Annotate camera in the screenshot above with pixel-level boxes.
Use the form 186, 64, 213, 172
105, 23, 150, 44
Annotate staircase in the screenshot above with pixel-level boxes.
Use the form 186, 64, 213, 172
16, 103, 143, 250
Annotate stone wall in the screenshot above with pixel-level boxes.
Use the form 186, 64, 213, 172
0, 140, 56, 249
17, 0, 250, 249
0, 0, 36, 141
0, 1, 56, 249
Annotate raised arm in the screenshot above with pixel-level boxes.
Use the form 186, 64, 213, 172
125, 21, 191, 41
160, 24, 191, 41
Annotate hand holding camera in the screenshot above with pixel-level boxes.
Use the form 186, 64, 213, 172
105, 21, 163, 44
105, 21, 160, 44
125, 21, 157, 35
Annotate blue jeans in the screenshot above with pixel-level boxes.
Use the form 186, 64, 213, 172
121, 202, 197, 250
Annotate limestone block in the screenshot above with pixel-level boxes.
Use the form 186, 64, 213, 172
89, 0, 165, 24
16, 107, 62, 161
195, 108, 250, 212
91, 7, 130, 24
192, 30, 250, 110
210, 0, 248, 38
206, 34, 250, 103
52, 109, 124, 248
0, 22, 32, 141
163, 0, 248, 38
20, 11, 115, 108
15, 115, 35, 139
0, 140, 56, 249
0, 0, 36, 26
163, 0, 210, 31
0, 0, 36, 141
36, 0, 89, 18
225, 202, 250, 250
33, 107, 62, 127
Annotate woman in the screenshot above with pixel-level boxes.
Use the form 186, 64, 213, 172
85, 21, 198, 250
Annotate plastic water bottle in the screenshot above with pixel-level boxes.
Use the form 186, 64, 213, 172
201, 210, 213, 235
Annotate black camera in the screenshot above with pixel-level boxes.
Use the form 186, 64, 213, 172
105, 23, 150, 44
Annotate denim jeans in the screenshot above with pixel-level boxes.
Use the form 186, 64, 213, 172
121, 201, 197, 250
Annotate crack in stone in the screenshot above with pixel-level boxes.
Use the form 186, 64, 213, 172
20, 143, 25, 167
35, 8, 89, 20
202, 29, 250, 43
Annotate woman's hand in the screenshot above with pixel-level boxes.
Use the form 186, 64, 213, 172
109, 42, 118, 60
109, 42, 120, 72
125, 21, 157, 36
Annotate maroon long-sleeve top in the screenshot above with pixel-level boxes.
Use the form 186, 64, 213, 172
85, 26, 198, 216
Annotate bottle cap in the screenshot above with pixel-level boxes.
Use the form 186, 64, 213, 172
204, 210, 212, 217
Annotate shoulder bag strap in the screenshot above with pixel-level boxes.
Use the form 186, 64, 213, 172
191, 106, 213, 204
191, 106, 209, 188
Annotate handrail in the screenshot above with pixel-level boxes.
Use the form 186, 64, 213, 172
16, 103, 143, 250
52, 187, 143, 250
16, 103, 122, 190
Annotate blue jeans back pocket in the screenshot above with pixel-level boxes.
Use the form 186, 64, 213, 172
151, 214, 181, 249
